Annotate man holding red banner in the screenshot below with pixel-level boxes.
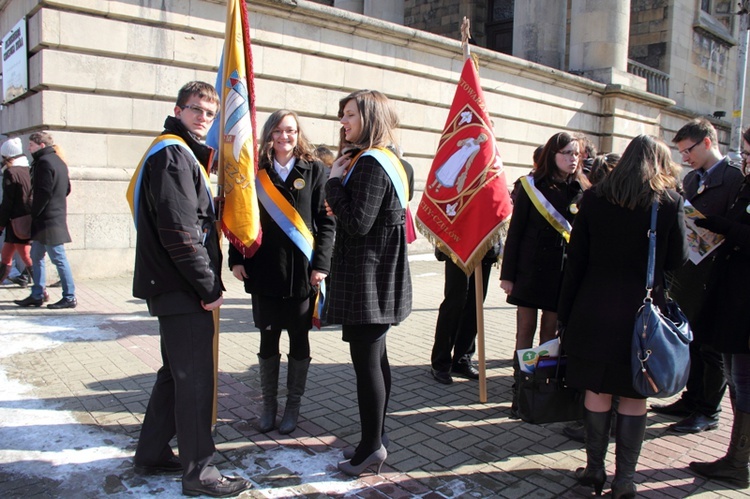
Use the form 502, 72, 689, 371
417, 57, 512, 396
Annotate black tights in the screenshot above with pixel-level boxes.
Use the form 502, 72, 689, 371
258, 327, 310, 360
346, 325, 391, 465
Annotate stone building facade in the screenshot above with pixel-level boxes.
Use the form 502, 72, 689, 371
0, 0, 740, 277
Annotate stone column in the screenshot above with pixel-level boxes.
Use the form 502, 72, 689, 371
512, 0, 567, 70
569, 0, 644, 89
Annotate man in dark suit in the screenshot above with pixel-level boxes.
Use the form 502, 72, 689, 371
14, 132, 77, 309
651, 119, 743, 433
129, 81, 250, 497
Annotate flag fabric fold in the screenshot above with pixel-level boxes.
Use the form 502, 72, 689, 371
416, 58, 513, 274
207, 0, 261, 257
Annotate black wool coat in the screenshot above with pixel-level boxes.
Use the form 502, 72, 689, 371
559, 189, 688, 368
227, 157, 335, 299
669, 158, 743, 327
0, 164, 32, 242
30, 146, 72, 245
694, 176, 750, 354
500, 177, 584, 311
325, 154, 412, 326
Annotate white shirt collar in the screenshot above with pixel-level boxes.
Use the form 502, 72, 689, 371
273, 156, 296, 182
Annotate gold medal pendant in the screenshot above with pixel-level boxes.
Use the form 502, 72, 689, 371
569, 203, 579, 215
293, 178, 306, 190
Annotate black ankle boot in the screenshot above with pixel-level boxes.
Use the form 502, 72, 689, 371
575, 408, 611, 495
612, 413, 647, 499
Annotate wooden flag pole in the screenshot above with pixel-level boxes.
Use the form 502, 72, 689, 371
460, 17, 488, 403
211, 42, 229, 428
475, 266, 488, 403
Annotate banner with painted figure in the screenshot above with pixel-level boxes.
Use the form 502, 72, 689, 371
416, 57, 513, 274
207, 0, 262, 257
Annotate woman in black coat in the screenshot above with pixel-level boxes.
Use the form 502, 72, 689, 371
325, 89, 412, 477
688, 129, 750, 489
558, 135, 688, 498
0, 138, 33, 285
500, 132, 589, 415
229, 110, 335, 435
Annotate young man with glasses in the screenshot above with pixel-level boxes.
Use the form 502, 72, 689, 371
128, 81, 251, 498
650, 118, 743, 434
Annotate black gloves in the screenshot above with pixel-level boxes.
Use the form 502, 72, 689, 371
695, 215, 732, 235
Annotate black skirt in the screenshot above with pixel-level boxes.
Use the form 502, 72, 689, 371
566, 353, 646, 400
251, 293, 314, 332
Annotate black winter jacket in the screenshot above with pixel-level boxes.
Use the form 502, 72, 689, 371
132, 117, 223, 309
227, 157, 335, 298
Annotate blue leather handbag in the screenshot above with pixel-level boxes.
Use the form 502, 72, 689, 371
631, 202, 692, 398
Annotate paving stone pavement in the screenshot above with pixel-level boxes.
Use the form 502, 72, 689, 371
0, 257, 744, 498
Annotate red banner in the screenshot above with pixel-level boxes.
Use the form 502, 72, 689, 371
416, 58, 512, 274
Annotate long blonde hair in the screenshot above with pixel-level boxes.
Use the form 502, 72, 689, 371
596, 135, 680, 209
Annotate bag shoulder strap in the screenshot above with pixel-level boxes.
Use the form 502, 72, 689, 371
645, 201, 658, 296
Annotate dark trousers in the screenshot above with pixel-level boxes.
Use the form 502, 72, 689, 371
430, 258, 492, 372
134, 310, 221, 485
682, 340, 727, 419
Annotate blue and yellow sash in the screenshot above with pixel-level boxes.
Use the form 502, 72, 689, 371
519, 175, 572, 243
345, 147, 416, 243
255, 168, 325, 327
126, 134, 214, 229
345, 148, 410, 207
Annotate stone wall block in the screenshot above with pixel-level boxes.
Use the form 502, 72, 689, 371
85, 213, 131, 250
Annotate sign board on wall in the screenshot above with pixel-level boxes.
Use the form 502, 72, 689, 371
2, 18, 27, 103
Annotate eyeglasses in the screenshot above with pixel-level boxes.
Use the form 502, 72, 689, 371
272, 129, 298, 137
741, 150, 750, 158
556, 150, 580, 158
181, 105, 217, 121
679, 141, 701, 156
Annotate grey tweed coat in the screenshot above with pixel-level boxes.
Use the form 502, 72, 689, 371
325, 154, 412, 326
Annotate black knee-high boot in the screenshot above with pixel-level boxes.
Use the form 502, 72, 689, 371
612, 413, 647, 499
690, 409, 750, 488
278, 356, 310, 434
257, 354, 280, 433
575, 409, 611, 495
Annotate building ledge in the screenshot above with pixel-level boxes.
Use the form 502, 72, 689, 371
693, 9, 737, 46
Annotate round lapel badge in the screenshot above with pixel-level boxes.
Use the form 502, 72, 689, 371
746, 203, 750, 214
697, 184, 706, 194
569, 203, 579, 215
293, 178, 306, 190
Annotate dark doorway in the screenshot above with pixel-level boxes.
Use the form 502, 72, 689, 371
486, 0, 514, 54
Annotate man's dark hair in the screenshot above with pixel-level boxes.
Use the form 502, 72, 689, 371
29, 131, 54, 147
673, 118, 718, 146
175, 81, 219, 108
